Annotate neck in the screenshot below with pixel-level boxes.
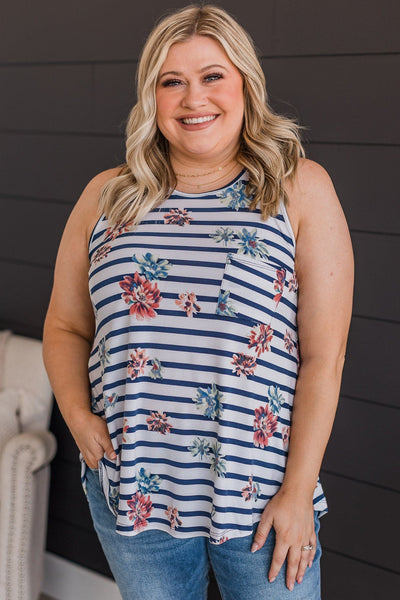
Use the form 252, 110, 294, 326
169, 144, 240, 175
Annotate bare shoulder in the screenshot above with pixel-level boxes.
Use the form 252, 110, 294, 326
284, 158, 341, 239
69, 166, 121, 246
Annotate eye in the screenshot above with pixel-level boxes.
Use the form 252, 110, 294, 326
204, 72, 223, 82
161, 78, 183, 87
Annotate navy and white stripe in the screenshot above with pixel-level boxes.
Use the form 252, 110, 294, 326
81, 169, 327, 543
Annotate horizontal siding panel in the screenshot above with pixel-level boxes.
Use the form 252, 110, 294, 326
352, 232, 400, 322
341, 317, 398, 407
0, 198, 71, 266
0, 65, 92, 131
306, 144, 400, 235
0, 1, 275, 63
0, 262, 53, 331
319, 472, 400, 571
264, 54, 400, 144
322, 396, 400, 490
46, 515, 112, 577
0, 133, 124, 201
93, 63, 136, 134
321, 550, 399, 598
1, 1, 399, 63
273, 0, 400, 55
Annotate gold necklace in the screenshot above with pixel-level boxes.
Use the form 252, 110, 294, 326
174, 159, 236, 178
176, 162, 240, 190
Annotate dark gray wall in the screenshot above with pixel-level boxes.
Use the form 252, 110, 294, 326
1, 1, 399, 597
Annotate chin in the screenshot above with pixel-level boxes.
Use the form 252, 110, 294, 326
180, 142, 221, 157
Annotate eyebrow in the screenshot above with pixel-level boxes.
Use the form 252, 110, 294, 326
159, 64, 228, 79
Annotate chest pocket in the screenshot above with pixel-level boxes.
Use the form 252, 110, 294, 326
215, 252, 287, 326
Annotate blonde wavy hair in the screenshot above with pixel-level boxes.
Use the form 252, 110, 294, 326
99, 3, 306, 227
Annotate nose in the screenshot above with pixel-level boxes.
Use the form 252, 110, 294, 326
181, 82, 208, 109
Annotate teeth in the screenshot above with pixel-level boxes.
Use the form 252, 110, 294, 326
182, 115, 217, 124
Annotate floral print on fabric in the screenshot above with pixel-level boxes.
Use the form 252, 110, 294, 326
267, 385, 285, 415
122, 418, 129, 443
248, 323, 274, 357
231, 353, 257, 378
216, 289, 237, 317
192, 383, 224, 420
165, 506, 183, 530
236, 228, 269, 259
187, 437, 211, 460
98, 337, 111, 372
136, 467, 162, 493
119, 272, 161, 319
149, 358, 163, 380
187, 438, 227, 477
281, 425, 290, 449
210, 535, 229, 545
127, 347, 149, 379
288, 270, 298, 293
175, 291, 201, 317
216, 179, 251, 211
209, 226, 236, 246
146, 410, 173, 434
92, 244, 111, 263
241, 475, 261, 502
91, 395, 104, 415
127, 491, 153, 530
208, 441, 227, 477
104, 392, 118, 411
104, 221, 133, 242
273, 268, 286, 305
131, 252, 172, 280
164, 208, 193, 226
284, 330, 296, 354
253, 405, 278, 449
109, 486, 120, 513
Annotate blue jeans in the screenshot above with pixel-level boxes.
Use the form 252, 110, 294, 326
85, 467, 322, 600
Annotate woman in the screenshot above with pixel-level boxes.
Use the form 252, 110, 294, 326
43, 4, 353, 599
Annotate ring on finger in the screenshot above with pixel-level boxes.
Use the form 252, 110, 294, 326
301, 544, 314, 551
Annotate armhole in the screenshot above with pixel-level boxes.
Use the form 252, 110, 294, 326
279, 197, 297, 252
88, 213, 105, 254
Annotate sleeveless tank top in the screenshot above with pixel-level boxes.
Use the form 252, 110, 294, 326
80, 168, 328, 544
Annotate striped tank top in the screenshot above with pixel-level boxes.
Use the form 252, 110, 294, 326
81, 168, 328, 544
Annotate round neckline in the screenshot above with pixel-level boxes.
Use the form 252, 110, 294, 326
173, 167, 247, 197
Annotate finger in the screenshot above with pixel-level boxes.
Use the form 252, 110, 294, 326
102, 435, 117, 460
286, 546, 301, 591
308, 531, 318, 568
251, 517, 273, 553
268, 539, 289, 583
296, 546, 312, 584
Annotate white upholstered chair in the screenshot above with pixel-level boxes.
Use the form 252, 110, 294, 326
0, 331, 57, 600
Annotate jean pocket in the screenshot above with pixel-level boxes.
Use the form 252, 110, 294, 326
87, 466, 100, 473
216, 252, 287, 326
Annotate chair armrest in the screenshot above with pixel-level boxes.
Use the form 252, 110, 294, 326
1, 430, 57, 474
0, 431, 57, 600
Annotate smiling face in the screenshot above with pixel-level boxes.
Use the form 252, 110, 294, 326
156, 35, 245, 165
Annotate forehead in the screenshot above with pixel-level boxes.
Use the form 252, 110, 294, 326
160, 35, 234, 71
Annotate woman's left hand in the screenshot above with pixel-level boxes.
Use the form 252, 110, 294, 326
251, 488, 317, 591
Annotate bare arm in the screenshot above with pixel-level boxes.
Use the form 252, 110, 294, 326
252, 159, 354, 589
42, 167, 121, 468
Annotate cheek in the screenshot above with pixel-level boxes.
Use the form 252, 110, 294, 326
155, 93, 173, 128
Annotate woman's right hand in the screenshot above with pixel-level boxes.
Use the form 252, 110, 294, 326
69, 409, 117, 469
